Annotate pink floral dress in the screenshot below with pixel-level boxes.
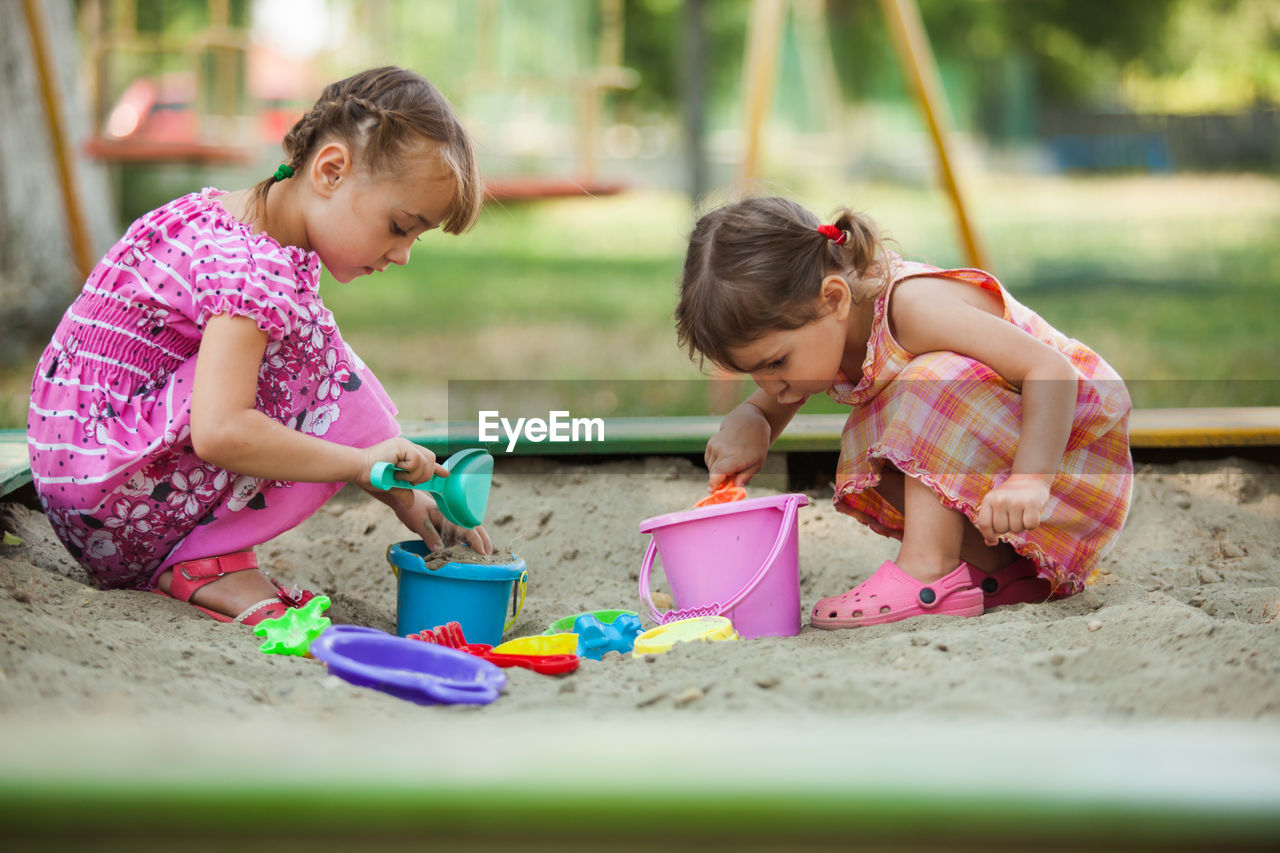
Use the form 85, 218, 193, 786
828, 259, 1133, 592
27, 189, 400, 590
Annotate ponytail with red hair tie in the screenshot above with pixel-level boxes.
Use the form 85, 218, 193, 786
817, 224, 847, 245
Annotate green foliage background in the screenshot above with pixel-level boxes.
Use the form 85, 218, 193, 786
5, 1, 1276, 429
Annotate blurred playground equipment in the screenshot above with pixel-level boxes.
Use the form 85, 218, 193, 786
46, 0, 986, 253
74, 0, 639, 205
706, 0, 987, 404
18, 0, 96, 278
739, 0, 987, 269
454, 0, 638, 201
15, 0, 267, 283
77, 0, 258, 166
8, 1, 1276, 426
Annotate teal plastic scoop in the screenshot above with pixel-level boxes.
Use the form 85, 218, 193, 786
369, 448, 494, 528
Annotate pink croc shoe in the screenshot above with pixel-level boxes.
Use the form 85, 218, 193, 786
970, 557, 1072, 609
810, 560, 984, 629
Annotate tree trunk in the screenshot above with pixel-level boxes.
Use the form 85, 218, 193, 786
0, 0, 116, 364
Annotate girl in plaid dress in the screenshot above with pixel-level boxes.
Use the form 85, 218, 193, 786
28, 68, 491, 626
676, 197, 1132, 628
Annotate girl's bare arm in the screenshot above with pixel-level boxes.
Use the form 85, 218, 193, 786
889, 277, 1078, 540
706, 387, 804, 489
190, 314, 443, 485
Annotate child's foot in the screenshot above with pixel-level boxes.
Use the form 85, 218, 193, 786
969, 557, 1071, 609
153, 551, 313, 626
810, 560, 983, 629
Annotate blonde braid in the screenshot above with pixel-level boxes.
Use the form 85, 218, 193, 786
249, 66, 482, 234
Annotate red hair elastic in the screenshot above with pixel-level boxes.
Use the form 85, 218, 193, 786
817, 224, 847, 245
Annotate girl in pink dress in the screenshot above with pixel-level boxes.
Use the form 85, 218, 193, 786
28, 67, 491, 626
676, 197, 1132, 628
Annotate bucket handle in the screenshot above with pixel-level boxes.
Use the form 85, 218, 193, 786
505, 571, 528, 634
638, 495, 801, 624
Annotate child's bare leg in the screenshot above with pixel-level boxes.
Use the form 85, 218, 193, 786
891, 473, 968, 582
154, 567, 281, 618
873, 466, 1018, 575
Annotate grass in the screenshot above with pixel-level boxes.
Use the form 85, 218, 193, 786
3, 172, 1278, 429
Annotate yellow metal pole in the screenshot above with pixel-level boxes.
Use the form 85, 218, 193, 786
878, 0, 989, 270
794, 0, 841, 134
21, 0, 94, 280
740, 0, 786, 183
599, 0, 624, 69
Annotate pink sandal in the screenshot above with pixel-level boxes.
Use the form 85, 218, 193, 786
810, 560, 984, 629
970, 557, 1071, 609
152, 551, 315, 626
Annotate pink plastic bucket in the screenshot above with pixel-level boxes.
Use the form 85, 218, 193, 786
638, 494, 808, 639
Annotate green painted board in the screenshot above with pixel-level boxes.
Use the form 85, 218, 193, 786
403, 406, 1280, 456
0, 430, 30, 497
1, 716, 1278, 848
5, 407, 1280, 499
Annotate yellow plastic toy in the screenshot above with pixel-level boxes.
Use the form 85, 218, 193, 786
632, 615, 738, 656
492, 634, 578, 656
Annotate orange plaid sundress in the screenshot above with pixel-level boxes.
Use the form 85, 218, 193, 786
828, 259, 1133, 593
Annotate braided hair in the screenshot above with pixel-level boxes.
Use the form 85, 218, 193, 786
248, 66, 482, 234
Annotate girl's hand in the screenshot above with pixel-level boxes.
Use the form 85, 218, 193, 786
358, 437, 447, 487
379, 488, 493, 556
705, 414, 772, 491
976, 473, 1052, 546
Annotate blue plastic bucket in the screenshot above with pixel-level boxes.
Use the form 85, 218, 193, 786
387, 540, 527, 646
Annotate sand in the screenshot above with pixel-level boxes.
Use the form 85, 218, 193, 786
2, 453, 1278, 719
1, 454, 1279, 841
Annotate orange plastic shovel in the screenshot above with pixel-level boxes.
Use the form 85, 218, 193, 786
693, 482, 746, 508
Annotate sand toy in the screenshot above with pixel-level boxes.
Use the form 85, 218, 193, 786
387, 540, 527, 645
639, 494, 808, 639
632, 615, 739, 656
310, 624, 505, 705
410, 621, 579, 675
369, 448, 493, 528
693, 482, 746, 508
253, 595, 332, 657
